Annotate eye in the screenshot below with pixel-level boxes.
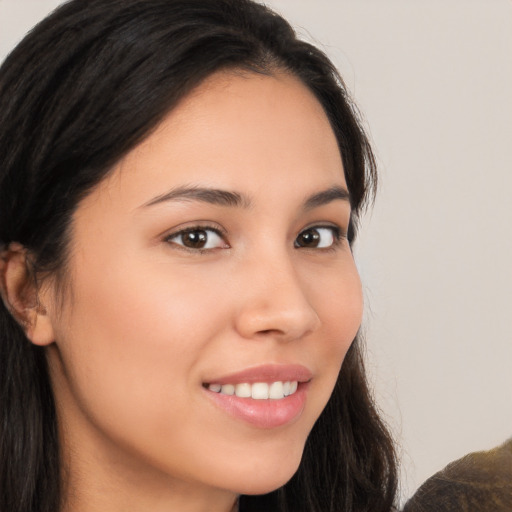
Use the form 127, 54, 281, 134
294, 226, 340, 249
166, 227, 228, 250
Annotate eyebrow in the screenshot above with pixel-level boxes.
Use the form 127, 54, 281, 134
141, 185, 251, 209
140, 184, 350, 210
303, 186, 351, 210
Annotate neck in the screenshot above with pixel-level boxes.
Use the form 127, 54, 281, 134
50, 347, 239, 512
61, 465, 239, 512
57, 415, 238, 512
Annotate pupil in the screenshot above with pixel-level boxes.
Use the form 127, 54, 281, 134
183, 230, 207, 248
299, 229, 319, 247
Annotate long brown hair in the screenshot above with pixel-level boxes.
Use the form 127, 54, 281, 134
0, 1, 397, 511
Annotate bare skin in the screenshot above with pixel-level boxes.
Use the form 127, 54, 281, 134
5, 71, 363, 511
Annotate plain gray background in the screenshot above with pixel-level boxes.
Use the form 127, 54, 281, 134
1, 0, 511, 503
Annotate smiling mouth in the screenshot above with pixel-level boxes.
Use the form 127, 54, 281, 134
202, 364, 311, 428
204, 381, 299, 400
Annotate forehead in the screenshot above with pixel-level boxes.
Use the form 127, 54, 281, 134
84, 70, 346, 212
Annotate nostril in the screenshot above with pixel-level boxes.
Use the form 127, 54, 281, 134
233, 279, 321, 341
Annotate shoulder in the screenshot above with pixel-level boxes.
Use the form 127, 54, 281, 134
403, 439, 512, 512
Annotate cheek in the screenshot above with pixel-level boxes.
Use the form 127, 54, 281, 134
47, 243, 363, 493
51, 257, 228, 437
314, 258, 363, 349
288, 257, 362, 423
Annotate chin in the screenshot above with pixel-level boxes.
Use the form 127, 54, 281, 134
235, 473, 298, 496
224, 447, 303, 496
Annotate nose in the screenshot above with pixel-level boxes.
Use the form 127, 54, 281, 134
234, 255, 321, 342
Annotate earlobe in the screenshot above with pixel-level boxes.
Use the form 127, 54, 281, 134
0, 242, 55, 346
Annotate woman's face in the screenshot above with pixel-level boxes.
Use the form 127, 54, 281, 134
42, 71, 363, 504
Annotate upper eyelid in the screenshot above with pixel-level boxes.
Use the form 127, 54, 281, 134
164, 225, 229, 253
294, 224, 347, 250
164, 222, 344, 235
299, 222, 346, 236
163, 223, 226, 240
161, 221, 347, 247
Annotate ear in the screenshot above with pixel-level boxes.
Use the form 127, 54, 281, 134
0, 242, 55, 346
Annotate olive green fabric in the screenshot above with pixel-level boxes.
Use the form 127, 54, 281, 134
403, 439, 512, 512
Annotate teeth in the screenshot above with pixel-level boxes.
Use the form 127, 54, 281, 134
220, 384, 235, 395
235, 383, 251, 398
252, 382, 269, 399
269, 381, 284, 399
207, 381, 299, 400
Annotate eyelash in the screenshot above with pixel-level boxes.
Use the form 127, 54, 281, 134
294, 225, 345, 251
164, 224, 346, 253
164, 224, 228, 253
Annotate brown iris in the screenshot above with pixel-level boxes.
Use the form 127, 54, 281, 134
181, 229, 209, 249
295, 228, 321, 248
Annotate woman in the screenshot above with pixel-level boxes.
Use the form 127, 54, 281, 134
0, 1, 397, 511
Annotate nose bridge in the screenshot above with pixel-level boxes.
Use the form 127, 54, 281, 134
234, 246, 320, 341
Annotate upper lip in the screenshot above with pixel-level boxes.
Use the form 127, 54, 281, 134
204, 364, 313, 385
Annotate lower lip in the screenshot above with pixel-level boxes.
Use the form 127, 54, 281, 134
205, 383, 308, 429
